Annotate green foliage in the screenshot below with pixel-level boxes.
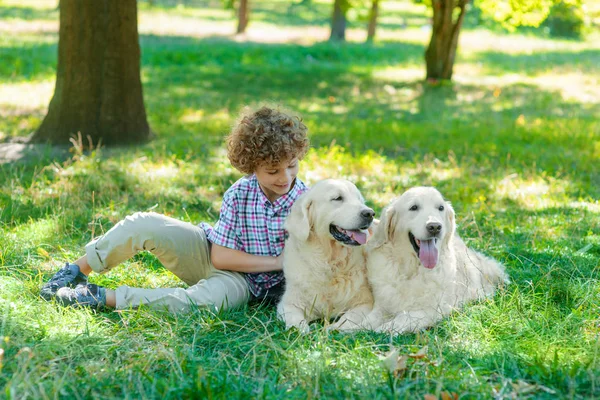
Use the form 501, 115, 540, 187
1, 0, 600, 398
477, 0, 554, 31
543, 0, 585, 38
467, 0, 589, 37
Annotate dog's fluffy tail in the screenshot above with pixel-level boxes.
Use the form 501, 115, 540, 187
455, 237, 509, 299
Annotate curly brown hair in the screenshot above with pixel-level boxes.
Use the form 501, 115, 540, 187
227, 106, 310, 174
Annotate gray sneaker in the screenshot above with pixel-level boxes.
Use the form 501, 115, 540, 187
40, 263, 88, 300
55, 283, 107, 310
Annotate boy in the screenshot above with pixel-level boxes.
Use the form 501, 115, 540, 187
40, 106, 310, 312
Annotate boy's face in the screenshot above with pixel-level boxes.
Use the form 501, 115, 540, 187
255, 157, 300, 203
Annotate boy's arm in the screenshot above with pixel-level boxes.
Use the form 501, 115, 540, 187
211, 244, 283, 273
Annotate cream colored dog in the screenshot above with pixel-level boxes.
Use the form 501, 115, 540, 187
277, 179, 375, 333
360, 186, 508, 335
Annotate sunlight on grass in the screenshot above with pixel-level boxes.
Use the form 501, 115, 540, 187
180, 108, 230, 126
1, 1, 599, 398
460, 29, 600, 52
12, 217, 58, 244
495, 174, 569, 210
179, 109, 205, 123
303, 145, 410, 206
568, 201, 600, 213
372, 67, 426, 83
2, 0, 57, 9
139, 12, 233, 39
533, 72, 600, 103
401, 162, 464, 185
128, 158, 182, 180
285, 341, 383, 388
0, 81, 54, 108
123, 157, 226, 212
447, 329, 500, 358
94, 261, 185, 290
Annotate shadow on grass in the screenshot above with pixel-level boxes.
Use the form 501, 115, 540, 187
475, 48, 600, 76
4, 34, 598, 230
0, 292, 282, 397
6, 33, 598, 208
0, 5, 58, 21
133, 35, 599, 197
138, 0, 429, 29
0, 41, 57, 83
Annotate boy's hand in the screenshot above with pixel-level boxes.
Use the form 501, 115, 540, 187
276, 252, 285, 270
211, 244, 286, 273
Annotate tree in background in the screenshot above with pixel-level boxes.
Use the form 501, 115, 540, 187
366, 0, 380, 42
32, 0, 150, 146
424, 0, 469, 81
237, 0, 249, 34
330, 0, 349, 40
425, 0, 557, 81
543, 0, 585, 38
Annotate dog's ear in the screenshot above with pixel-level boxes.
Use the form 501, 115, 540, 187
442, 201, 456, 248
369, 204, 397, 248
285, 193, 313, 241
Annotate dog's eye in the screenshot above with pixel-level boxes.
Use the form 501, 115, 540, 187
409, 204, 418, 211
332, 196, 343, 202
439, 205, 445, 211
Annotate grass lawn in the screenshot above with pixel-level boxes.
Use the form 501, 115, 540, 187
1, 0, 599, 398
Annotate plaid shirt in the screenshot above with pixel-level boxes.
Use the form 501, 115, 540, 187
200, 175, 308, 297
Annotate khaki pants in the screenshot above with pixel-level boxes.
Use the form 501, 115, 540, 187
85, 212, 250, 313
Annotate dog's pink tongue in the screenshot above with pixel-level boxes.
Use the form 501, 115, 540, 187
350, 230, 367, 245
419, 239, 438, 269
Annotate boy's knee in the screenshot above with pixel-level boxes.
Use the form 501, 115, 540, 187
123, 212, 166, 232
127, 211, 162, 222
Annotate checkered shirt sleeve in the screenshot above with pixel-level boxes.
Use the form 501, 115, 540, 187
205, 191, 241, 250
201, 176, 308, 298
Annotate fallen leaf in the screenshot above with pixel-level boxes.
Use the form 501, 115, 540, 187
395, 355, 408, 376
380, 349, 408, 377
424, 394, 437, 400
381, 348, 399, 373
512, 380, 556, 395
409, 346, 428, 359
37, 247, 50, 259
383, 84, 397, 95
441, 391, 458, 400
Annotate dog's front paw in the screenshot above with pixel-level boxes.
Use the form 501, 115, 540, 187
287, 320, 310, 334
328, 319, 361, 333
376, 317, 410, 336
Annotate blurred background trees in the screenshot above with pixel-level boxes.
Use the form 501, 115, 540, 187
32, 0, 150, 146
31, 0, 597, 146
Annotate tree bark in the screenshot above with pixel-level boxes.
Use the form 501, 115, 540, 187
366, 0, 379, 42
329, 0, 347, 41
237, 0, 249, 34
32, 0, 150, 146
424, 0, 468, 81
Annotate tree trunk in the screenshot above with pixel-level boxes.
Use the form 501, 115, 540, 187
31, 0, 150, 146
424, 0, 468, 81
237, 0, 249, 34
366, 0, 379, 42
329, 0, 347, 41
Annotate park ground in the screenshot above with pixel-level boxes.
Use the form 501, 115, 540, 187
0, 0, 599, 398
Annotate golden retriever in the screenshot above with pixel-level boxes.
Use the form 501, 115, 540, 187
277, 179, 375, 333
360, 186, 508, 335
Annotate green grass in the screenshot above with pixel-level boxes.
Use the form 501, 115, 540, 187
1, 0, 599, 398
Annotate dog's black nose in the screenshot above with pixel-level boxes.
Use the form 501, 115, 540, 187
426, 222, 442, 235
361, 209, 375, 220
